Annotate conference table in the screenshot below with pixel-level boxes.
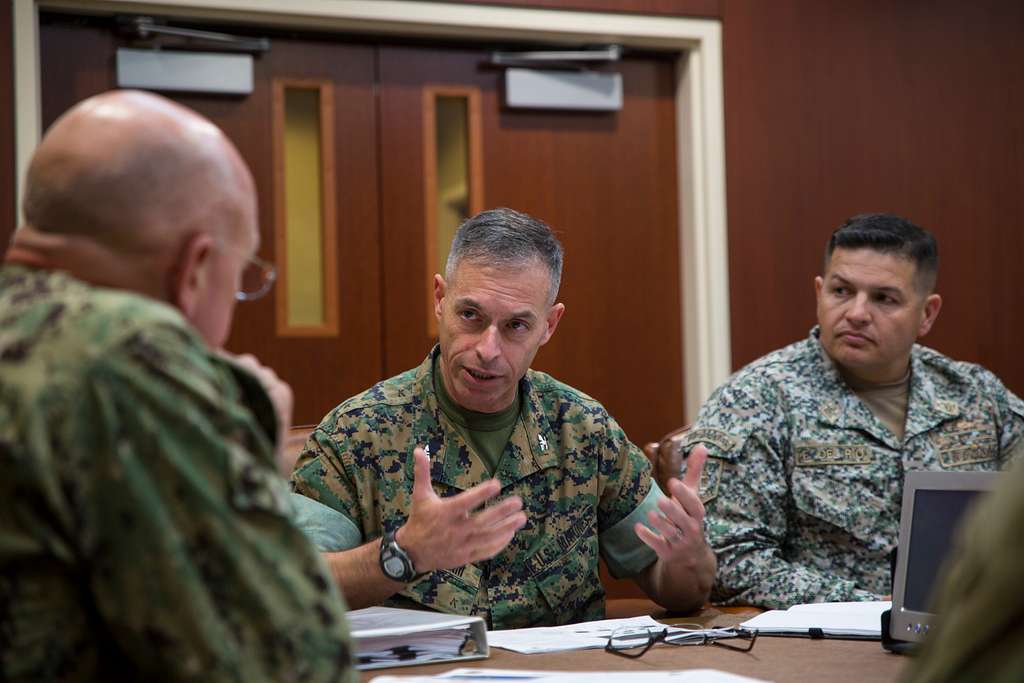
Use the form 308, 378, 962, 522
358, 601, 909, 682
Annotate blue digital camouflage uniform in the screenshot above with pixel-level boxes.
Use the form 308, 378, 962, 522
291, 347, 661, 630
0, 264, 355, 683
904, 454, 1024, 683
682, 327, 1024, 609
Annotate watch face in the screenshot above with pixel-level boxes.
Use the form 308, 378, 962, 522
383, 555, 405, 579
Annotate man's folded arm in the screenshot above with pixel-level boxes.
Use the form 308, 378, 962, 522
713, 533, 883, 608
705, 431, 881, 609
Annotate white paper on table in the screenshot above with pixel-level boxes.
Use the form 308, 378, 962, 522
370, 666, 772, 683
740, 600, 891, 638
486, 615, 664, 654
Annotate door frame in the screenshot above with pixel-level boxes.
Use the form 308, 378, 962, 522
13, 0, 731, 421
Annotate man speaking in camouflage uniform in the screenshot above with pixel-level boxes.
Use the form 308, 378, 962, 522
291, 208, 716, 628
681, 213, 1024, 609
0, 91, 355, 682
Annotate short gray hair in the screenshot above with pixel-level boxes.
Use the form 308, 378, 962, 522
445, 207, 564, 304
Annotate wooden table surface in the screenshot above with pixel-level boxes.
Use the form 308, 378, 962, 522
358, 602, 910, 682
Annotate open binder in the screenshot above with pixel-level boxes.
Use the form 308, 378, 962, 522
739, 601, 890, 639
348, 606, 489, 670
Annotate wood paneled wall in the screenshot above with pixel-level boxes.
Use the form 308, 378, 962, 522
1, 2, 14, 248
7, 0, 1023, 399
722, 0, 1024, 396
433, 0, 1024, 398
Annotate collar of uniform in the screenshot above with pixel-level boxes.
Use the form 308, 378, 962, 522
808, 326, 902, 449
902, 346, 962, 440
490, 371, 562, 487
414, 346, 483, 492
417, 347, 560, 492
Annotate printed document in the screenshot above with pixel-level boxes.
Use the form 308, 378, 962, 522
486, 616, 742, 654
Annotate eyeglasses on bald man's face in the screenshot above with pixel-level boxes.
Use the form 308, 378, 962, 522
215, 239, 277, 301
236, 252, 276, 301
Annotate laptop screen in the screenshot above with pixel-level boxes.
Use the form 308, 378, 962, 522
902, 488, 986, 612
890, 470, 999, 643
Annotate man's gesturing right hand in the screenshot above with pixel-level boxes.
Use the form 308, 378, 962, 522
394, 447, 527, 574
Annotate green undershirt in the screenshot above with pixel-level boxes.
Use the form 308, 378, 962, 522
433, 356, 520, 475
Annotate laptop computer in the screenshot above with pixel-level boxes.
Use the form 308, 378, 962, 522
886, 470, 1000, 650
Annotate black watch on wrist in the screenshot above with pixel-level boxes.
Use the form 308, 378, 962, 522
379, 529, 420, 583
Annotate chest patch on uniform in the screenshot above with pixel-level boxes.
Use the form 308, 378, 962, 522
794, 442, 873, 467
527, 510, 594, 575
931, 420, 998, 467
692, 457, 729, 503
681, 428, 738, 454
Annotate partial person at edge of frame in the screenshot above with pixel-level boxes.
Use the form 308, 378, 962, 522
0, 89, 356, 682
903, 455, 1024, 682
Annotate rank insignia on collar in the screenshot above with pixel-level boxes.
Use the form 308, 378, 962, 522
935, 399, 960, 416
538, 434, 548, 452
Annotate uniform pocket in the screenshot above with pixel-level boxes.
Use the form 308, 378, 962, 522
929, 418, 999, 469
790, 453, 890, 543
397, 565, 483, 616
528, 514, 603, 625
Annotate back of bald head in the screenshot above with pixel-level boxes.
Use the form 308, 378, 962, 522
22, 90, 255, 255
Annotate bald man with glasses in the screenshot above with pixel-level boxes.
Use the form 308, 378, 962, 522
0, 90, 354, 682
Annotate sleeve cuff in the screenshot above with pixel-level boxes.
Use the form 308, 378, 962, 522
289, 493, 363, 552
599, 482, 663, 578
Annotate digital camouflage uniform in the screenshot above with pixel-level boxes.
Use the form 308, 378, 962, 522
904, 456, 1024, 683
682, 327, 1024, 609
0, 264, 355, 683
291, 347, 659, 630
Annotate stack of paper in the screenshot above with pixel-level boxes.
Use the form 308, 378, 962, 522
370, 666, 770, 683
740, 601, 891, 639
487, 615, 744, 654
487, 615, 663, 654
348, 606, 489, 670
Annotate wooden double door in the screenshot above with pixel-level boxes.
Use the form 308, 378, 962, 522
40, 12, 684, 445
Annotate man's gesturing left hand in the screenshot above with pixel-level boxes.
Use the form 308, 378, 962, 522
634, 444, 709, 560
632, 443, 716, 612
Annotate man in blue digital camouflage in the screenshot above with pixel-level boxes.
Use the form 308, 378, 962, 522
681, 213, 1024, 609
291, 208, 716, 628
0, 90, 355, 682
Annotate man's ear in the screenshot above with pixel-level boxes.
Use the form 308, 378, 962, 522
433, 273, 447, 321
539, 302, 566, 346
917, 293, 943, 338
168, 232, 216, 319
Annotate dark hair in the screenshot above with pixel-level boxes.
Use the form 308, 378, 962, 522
445, 207, 564, 304
825, 213, 939, 292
